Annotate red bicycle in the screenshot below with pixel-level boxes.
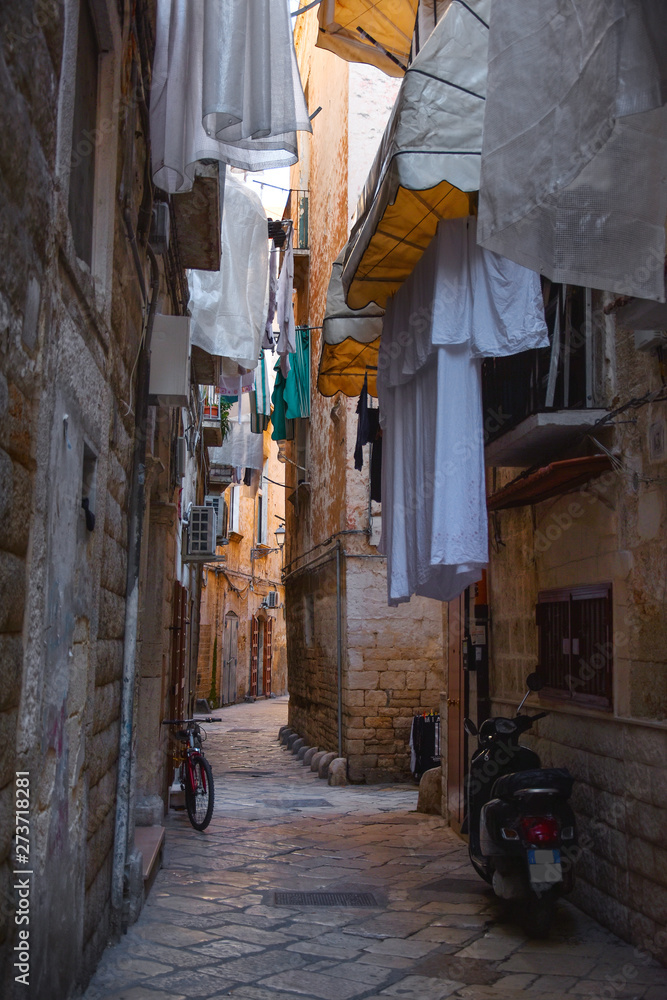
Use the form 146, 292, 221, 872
162, 717, 220, 831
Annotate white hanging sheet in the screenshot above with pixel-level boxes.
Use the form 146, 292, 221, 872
188, 174, 269, 372
477, 0, 667, 301
151, 0, 311, 192
378, 217, 548, 606
209, 414, 264, 471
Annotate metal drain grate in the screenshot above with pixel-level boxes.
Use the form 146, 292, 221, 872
274, 891, 378, 907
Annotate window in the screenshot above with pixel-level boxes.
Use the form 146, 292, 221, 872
536, 584, 613, 710
256, 460, 268, 545
69, 0, 99, 266
227, 484, 240, 536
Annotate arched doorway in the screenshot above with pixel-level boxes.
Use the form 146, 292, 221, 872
222, 612, 238, 705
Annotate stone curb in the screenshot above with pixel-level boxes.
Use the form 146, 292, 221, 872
328, 757, 347, 786
317, 752, 337, 778
310, 750, 327, 772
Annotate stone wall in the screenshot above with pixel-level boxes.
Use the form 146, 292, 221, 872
486, 310, 667, 961
287, 556, 341, 756
0, 2, 200, 995
344, 557, 444, 782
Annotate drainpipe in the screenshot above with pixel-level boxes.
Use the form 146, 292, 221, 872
336, 540, 343, 759
111, 240, 160, 932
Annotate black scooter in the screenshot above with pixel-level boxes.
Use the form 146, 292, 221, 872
464, 673, 577, 937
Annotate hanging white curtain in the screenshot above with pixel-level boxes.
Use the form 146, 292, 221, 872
188, 174, 269, 371
378, 217, 549, 606
477, 0, 667, 301
151, 0, 312, 193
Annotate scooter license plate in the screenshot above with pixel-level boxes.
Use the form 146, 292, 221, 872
528, 848, 562, 884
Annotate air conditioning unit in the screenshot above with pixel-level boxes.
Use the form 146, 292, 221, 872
148, 315, 190, 407
188, 506, 216, 557
266, 591, 279, 609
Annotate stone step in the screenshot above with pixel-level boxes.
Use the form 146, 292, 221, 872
134, 825, 165, 883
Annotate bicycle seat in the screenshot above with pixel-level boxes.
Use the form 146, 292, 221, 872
492, 767, 573, 801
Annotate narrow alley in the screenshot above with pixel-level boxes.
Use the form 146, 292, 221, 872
83, 699, 667, 1000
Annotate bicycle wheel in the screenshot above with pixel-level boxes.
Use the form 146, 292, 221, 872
184, 754, 214, 831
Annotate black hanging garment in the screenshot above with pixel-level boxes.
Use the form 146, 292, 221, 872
354, 374, 380, 476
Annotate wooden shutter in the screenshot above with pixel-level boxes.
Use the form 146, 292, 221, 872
537, 584, 612, 709
263, 618, 273, 696
250, 616, 259, 696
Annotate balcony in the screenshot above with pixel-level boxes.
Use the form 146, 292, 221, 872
207, 449, 234, 496
171, 161, 223, 271
202, 402, 223, 448
283, 189, 309, 290
483, 285, 608, 467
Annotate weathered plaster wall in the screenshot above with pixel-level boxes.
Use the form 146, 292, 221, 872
347, 63, 400, 227
487, 315, 667, 961
285, 11, 444, 781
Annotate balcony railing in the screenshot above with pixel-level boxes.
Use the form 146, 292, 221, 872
483, 285, 608, 466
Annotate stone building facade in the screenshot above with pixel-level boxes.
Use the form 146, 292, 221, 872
196, 434, 287, 706
0, 2, 211, 996
283, 9, 443, 783
433, 287, 667, 962
470, 303, 667, 962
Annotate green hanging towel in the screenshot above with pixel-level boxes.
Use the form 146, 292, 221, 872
271, 359, 294, 442
284, 327, 310, 420
250, 353, 271, 433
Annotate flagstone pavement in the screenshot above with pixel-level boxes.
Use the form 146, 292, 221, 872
82, 697, 667, 1000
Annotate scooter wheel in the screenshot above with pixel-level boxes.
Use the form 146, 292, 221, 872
522, 889, 557, 938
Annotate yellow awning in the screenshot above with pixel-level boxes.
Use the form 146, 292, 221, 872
316, 0, 418, 78
345, 180, 472, 310
319, 337, 380, 397
317, 0, 490, 396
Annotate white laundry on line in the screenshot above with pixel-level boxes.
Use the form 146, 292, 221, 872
188, 173, 269, 372
377, 216, 549, 606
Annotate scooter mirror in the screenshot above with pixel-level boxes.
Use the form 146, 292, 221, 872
463, 717, 478, 737
526, 671, 544, 692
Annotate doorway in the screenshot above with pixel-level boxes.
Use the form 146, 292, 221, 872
446, 575, 490, 835
222, 612, 238, 705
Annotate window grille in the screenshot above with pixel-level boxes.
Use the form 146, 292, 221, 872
536, 584, 613, 710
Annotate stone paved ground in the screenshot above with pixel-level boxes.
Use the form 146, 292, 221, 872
83, 698, 667, 1000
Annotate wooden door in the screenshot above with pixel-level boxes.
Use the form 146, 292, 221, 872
256, 619, 265, 696
250, 616, 259, 696
223, 613, 238, 705
263, 617, 273, 696
447, 592, 466, 832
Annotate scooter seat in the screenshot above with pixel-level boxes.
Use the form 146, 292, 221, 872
492, 767, 573, 801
